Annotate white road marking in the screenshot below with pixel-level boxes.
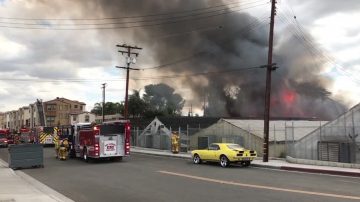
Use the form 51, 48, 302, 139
252, 166, 360, 180
158, 170, 360, 200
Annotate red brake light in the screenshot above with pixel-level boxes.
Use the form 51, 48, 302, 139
95, 143, 99, 155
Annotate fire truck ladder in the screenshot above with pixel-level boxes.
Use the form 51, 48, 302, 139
36, 99, 46, 126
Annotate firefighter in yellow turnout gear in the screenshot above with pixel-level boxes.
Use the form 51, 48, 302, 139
171, 132, 180, 154
54, 127, 70, 160
57, 138, 69, 160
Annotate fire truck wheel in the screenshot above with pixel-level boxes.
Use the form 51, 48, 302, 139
83, 148, 88, 162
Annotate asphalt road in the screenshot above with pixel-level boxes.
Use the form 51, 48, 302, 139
1, 147, 360, 202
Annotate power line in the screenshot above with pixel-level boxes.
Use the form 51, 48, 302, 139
0, 0, 263, 21
138, 16, 269, 70
0, 64, 268, 83
0, 0, 266, 26
139, 52, 207, 70
0, 2, 268, 30
277, 8, 360, 84
131, 64, 271, 80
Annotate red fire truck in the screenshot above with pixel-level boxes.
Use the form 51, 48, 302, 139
19, 128, 34, 143
72, 120, 131, 162
0, 129, 10, 147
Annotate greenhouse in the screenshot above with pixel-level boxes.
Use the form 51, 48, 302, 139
290, 104, 360, 163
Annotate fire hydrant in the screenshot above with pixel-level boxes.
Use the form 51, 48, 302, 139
171, 132, 180, 154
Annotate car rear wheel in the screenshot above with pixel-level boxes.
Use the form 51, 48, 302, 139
220, 155, 229, 168
193, 154, 202, 164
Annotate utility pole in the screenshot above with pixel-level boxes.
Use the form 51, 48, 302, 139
188, 104, 193, 117
203, 88, 206, 117
116, 44, 142, 119
101, 83, 106, 123
263, 0, 277, 162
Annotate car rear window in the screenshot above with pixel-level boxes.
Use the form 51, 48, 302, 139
101, 124, 125, 136
226, 144, 243, 150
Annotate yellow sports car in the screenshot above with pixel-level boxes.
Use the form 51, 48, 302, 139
191, 143, 257, 168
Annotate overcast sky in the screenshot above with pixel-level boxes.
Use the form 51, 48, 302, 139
0, 0, 359, 115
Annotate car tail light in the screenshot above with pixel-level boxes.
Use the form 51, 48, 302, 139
4, 140, 7, 143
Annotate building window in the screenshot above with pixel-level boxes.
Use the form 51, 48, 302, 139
73, 116, 77, 121
85, 115, 90, 122
46, 116, 55, 126
80, 106, 83, 110
74, 105, 78, 109
46, 104, 56, 111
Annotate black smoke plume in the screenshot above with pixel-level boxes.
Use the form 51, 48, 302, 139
97, 0, 346, 120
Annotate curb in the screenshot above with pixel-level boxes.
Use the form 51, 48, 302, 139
251, 163, 281, 170
280, 166, 360, 177
131, 150, 191, 160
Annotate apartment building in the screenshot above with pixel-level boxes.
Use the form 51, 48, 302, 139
69, 111, 96, 125
0, 112, 5, 128
44, 97, 86, 126
2, 97, 87, 131
18, 106, 31, 129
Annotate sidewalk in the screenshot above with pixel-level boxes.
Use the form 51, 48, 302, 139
0, 159, 73, 202
131, 147, 360, 177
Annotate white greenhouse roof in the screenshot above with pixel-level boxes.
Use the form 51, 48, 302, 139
222, 119, 328, 141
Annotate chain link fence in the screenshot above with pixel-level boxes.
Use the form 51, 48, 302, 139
130, 114, 360, 163
131, 125, 285, 157
131, 126, 202, 153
